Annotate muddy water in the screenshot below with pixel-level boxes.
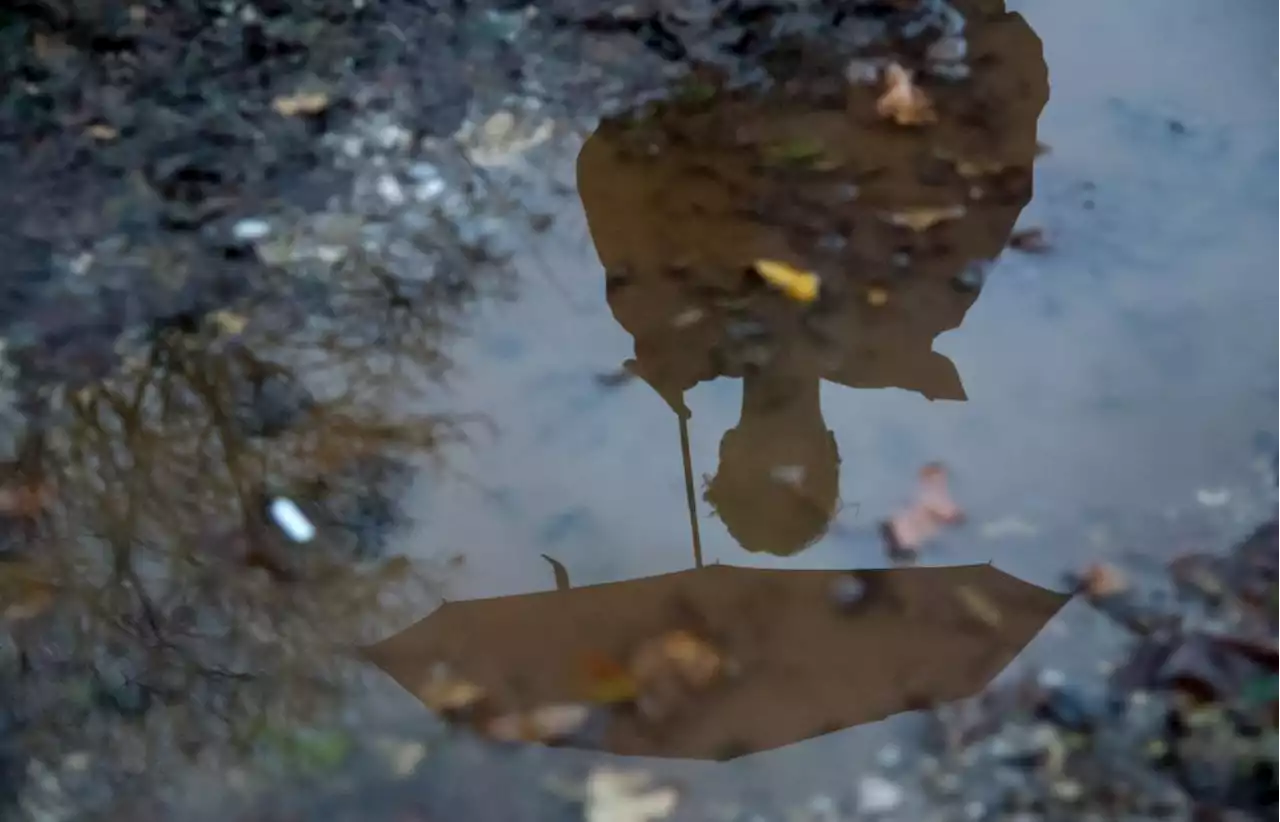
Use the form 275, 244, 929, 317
4, 0, 1276, 818
403, 0, 1277, 601
307, 0, 1277, 814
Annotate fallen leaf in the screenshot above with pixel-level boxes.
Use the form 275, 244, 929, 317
86, 124, 118, 142
631, 630, 722, 691
272, 90, 331, 117
955, 585, 1002, 629
1079, 562, 1128, 599
882, 463, 964, 555
415, 665, 486, 714
485, 703, 590, 743
865, 286, 890, 307
954, 158, 1008, 179
210, 310, 248, 336
884, 205, 966, 232
1009, 227, 1051, 253
586, 768, 678, 822
875, 63, 936, 126
581, 651, 639, 704
754, 259, 820, 303
917, 463, 963, 523
629, 630, 724, 721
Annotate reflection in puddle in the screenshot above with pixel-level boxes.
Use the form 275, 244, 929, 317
369, 563, 1067, 759
577, 1, 1046, 556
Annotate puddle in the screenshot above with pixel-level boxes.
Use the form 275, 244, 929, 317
0, 0, 1274, 819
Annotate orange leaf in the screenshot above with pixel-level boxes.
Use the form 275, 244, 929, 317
580, 651, 639, 704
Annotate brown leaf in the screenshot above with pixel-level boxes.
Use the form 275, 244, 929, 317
1079, 562, 1128, 599
631, 630, 722, 690
629, 631, 724, 721
884, 205, 966, 232
875, 63, 936, 126
484, 703, 590, 743
882, 463, 964, 555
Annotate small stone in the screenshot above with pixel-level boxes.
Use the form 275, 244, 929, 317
671, 308, 704, 328
313, 245, 347, 264
866, 286, 890, 307
858, 775, 904, 814
232, 218, 272, 242
829, 575, 868, 611
414, 178, 447, 202
376, 175, 407, 207
376, 123, 413, 151
807, 794, 838, 821
385, 740, 426, 778
951, 264, 986, 293
875, 744, 902, 769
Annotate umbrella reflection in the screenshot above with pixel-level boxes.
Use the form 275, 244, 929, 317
577, 1, 1048, 555
366, 561, 1069, 759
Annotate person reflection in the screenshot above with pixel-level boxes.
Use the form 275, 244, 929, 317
578, 2, 1048, 556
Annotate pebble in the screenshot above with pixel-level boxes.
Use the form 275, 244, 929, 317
376, 174, 407, 207
951, 264, 986, 293
829, 575, 868, 611
876, 744, 902, 769
232, 218, 272, 242
857, 775, 904, 815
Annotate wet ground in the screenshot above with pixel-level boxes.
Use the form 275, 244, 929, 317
0, 0, 1276, 820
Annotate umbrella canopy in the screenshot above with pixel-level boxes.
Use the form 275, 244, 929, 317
365, 563, 1069, 759
577, 1, 1048, 407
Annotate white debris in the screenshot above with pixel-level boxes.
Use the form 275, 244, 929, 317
1195, 488, 1230, 507
268, 497, 316, 543
857, 775, 904, 815
585, 768, 677, 822
376, 174, 407, 207
232, 218, 272, 242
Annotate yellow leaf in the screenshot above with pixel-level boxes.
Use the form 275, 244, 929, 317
272, 90, 330, 117
753, 260, 820, 303
884, 205, 966, 232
